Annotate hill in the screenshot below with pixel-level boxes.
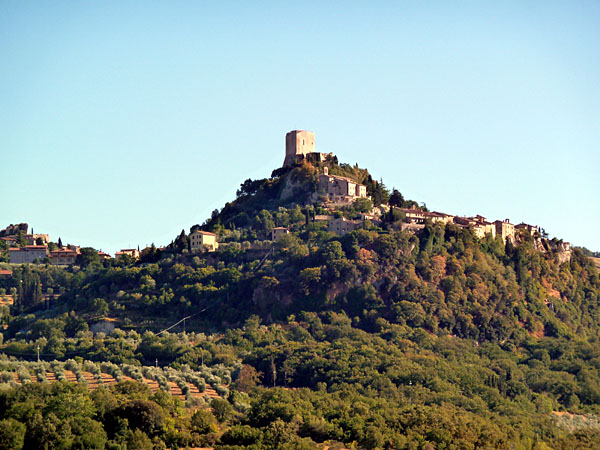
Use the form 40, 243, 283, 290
1, 155, 600, 449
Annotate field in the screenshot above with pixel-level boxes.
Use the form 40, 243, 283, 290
0, 358, 227, 404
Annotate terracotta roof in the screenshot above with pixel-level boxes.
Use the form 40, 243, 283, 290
321, 173, 364, 185
24, 245, 47, 250
191, 230, 216, 236
515, 223, 537, 229
0, 270, 12, 276
50, 249, 77, 255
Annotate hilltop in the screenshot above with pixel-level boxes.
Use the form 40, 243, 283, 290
1, 132, 600, 449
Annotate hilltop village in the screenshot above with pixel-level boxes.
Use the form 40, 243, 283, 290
1, 130, 571, 268
271, 130, 571, 259
1, 131, 600, 450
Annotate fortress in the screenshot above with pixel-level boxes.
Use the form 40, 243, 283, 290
283, 130, 332, 167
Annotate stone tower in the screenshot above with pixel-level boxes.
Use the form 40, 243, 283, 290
283, 130, 315, 167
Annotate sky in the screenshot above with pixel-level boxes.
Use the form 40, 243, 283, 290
1, 1, 599, 254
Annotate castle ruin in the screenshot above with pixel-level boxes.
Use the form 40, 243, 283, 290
283, 130, 332, 167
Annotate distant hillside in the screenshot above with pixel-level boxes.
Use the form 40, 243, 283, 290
2, 156, 600, 449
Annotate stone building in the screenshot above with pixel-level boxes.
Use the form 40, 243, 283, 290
9, 245, 48, 264
98, 251, 112, 260
494, 219, 515, 243
49, 248, 78, 265
283, 130, 316, 167
328, 217, 362, 235
283, 130, 332, 167
318, 167, 368, 204
25, 234, 50, 245
271, 227, 290, 241
398, 208, 454, 226
189, 230, 218, 252
515, 223, 540, 236
115, 249, 140, 259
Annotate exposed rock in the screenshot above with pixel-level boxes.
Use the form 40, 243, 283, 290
0, 223, 28, 237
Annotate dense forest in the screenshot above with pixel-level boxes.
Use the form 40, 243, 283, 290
1, 159, 600, 449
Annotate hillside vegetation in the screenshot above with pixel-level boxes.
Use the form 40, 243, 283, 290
1, 159, 600, 449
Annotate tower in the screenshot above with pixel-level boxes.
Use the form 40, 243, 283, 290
283, 130, 315, 167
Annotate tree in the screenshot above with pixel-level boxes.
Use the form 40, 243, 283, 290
252, 210, 275, 237
352, 198, 373, 213
77, 247, 100, 267
237, 178, 263, 197
174, 230, 189, 252
115, 400, 165, 437
234, 365, 262, 392
90, 298, 109, 317
190, 409, 218, 434
389, 189, 405, 208
16, 231, 27, 248
0, 419, 26, 450
211, 398, 233, 423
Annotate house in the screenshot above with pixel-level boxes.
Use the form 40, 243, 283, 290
189, 230, 219, 252
98, 251, 111, 260
400, 208, 428, 224
0, 269, 12, 278
271, 227, 290, 241
0, 237, 17, 247
49, 248, 78, 265
328, 217, 362, 235
314, 214, 334, 222
427, 211, 454, 224
115, 249, 141, 259
9, 245, 48, 264
494, 219, 515, 243
454, 216, 496, 239
0, 295, 14, 307
318, 167, 368, 204
515, 223, 540, 236
25, 234, 50, 245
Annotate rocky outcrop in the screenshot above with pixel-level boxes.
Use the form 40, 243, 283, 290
0, 223, 28, 237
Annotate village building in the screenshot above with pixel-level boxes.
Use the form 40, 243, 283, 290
399, 208, 428, 224
515, 223, 540, 236
115, 249, 141, 259
328, 217, 362, 235
0, 294, 14, 307
396, 208, 452, 225
314, 214, 334, 223
0, 236, 17, 247
9, 245, 48, 264
98, 251, 111, 260
189, 230, 219, 252
0, 269, 12, 278
453, 216, 492, 239
494, 219, 515, 243
318, 167, 368, 204
24, 234, 50, 245
428, 211, 455, 224
49, 248, 78, 265
271, 227, 290, 241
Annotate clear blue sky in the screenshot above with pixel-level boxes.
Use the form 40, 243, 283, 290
1, 1, 599, 254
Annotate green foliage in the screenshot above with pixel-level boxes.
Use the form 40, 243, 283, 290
1, 161, 600, 448
0, 418, 25, 450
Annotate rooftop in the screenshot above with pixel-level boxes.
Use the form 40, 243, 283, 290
191, 230, 216, 236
